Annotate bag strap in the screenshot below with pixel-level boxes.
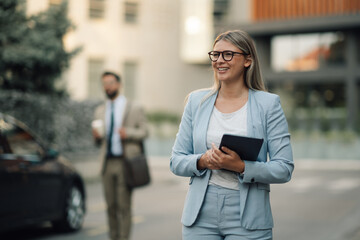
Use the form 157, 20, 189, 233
122, 101, 145, 155
122, 100, 131, 127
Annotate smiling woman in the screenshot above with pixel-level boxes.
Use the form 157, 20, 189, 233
171, 30, 294, 240
211, 40, 251, 87
209, 30, 266, 93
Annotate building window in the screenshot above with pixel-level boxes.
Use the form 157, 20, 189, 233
268, 82, 346, 132
123, 61, 138, 100
356, 33, 360, 64
213, 0, 229, 23
88, 58, 105, 99
124, 1, 138, 23
271, 32, 345, 72
89, 0, 105, 19
49, 0, 63, 7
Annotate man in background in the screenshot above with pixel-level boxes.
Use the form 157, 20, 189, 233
92, 71, 148, 240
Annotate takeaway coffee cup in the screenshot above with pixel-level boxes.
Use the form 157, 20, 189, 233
91, 119, 104, 138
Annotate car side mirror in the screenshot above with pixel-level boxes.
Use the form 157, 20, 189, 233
45, 149, 59, 160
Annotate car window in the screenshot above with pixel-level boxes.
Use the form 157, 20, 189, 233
1, 120, 43, 156
0, 119, 12, 154
0, 137, 4, 154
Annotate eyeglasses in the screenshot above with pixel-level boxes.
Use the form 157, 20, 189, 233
208, 51, 247, 62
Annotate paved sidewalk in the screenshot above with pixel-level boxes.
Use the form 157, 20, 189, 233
69, 153, 360, 240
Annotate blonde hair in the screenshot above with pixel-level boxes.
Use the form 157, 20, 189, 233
205, 30, 266, 99
185, 30, 266, 105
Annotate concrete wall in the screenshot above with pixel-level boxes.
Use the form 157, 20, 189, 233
26, 0, 214, 114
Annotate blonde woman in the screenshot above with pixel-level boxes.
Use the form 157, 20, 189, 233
170, 30, 294, 240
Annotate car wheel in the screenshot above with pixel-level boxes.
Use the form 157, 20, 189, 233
53, 185, 85, 232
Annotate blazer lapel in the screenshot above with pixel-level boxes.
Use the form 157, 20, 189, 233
121, 100, 131, 128
247, 89, 264, 138
193, 92, 218, 154
239, 89, 256, 221
247, 89, 264, 139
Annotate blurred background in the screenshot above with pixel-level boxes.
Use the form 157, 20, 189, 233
0, 0, 360, 159
1, 0, 360, 160
1, 1, 360, 240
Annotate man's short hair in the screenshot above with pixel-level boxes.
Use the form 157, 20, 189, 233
102, 71, 121, 83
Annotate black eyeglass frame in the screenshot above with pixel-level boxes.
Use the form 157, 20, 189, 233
208, 51, 247, 62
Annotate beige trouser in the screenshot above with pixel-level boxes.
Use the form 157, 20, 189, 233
102, 158, 132, 240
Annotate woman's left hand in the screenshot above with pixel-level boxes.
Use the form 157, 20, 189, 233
210, 143, 245, 173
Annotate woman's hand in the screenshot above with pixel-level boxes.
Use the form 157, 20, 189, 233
211, 143, 245, 173
197, 148, 219, 170
197, 144, 245, 173
197, 146, 223, 170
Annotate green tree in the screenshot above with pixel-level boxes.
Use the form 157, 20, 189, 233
0, 0, 80, 95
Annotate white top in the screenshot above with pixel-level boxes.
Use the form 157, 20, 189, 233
207, 102, 248, 190
106, 95, 127, 156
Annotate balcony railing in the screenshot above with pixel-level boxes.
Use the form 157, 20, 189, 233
252, 0, 360, 21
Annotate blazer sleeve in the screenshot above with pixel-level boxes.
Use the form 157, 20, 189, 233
241, 95, 294, 184
170, 93, 205, 177
124, 103, 148, 141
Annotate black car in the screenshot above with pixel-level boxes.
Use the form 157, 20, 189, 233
0, 113, 86, 233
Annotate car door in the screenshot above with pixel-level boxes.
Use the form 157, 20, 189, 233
0, 117, 63, 227
26, 152, 64, 219
0, 119, 39, 229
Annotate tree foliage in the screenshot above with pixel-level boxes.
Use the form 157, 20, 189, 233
0, 0, 80, 95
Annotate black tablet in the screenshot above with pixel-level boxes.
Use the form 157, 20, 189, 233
219, 134, 264, 161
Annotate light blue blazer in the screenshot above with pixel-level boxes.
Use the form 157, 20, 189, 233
170, 88, 294, 230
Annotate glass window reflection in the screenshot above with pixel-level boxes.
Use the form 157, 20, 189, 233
271, 32, 345, 72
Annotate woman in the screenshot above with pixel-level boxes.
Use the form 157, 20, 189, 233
170, 30, 294, 240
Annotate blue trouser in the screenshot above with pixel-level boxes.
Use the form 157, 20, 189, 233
183, 185, 272, 240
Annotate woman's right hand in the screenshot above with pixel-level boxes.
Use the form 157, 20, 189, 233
197, 146, 221, 170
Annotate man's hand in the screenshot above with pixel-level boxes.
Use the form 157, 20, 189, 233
92, 129, 101, 140
118, 127, 127, 140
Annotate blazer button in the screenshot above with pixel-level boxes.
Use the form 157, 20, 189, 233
251, 178, 255, 183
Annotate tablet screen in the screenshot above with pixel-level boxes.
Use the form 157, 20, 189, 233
219, 134, 264, 161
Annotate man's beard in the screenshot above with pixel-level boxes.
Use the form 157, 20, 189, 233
106, 90, 118, 99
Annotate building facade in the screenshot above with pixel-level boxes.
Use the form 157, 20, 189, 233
26, 0, 360, 132
26, 0, 214, 115
216, 0, 360, 131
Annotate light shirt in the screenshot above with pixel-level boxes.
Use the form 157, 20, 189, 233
105, 95, 127, 156
207, 102, 248, 190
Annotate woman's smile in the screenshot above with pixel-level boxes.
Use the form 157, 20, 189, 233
217, 67, 229, 72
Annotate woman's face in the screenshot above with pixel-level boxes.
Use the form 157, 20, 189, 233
211, 40, 251, 84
